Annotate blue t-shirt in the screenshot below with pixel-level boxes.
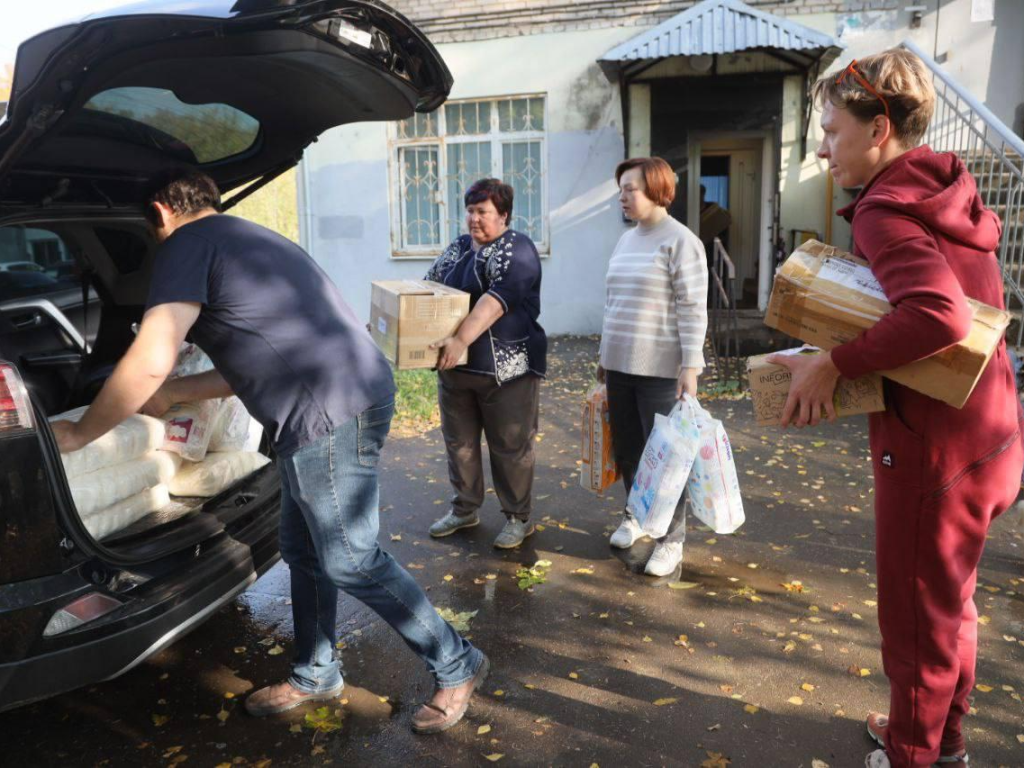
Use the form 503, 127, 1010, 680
146, 215, 395, 457
425, 230, 546, 383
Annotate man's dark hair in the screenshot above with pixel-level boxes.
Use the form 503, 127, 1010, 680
142, 168, 222, 226
464, 178, 514, 226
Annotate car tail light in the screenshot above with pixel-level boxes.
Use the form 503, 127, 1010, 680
43, 592, 123, 637
0, 361, 34, 432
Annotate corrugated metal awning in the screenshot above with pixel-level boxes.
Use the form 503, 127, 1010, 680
599, 0, 843, 70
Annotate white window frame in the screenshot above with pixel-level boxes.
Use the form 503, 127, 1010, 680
388, 93, 549, 259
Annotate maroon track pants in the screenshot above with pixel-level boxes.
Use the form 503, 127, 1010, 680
871, 411, 1022, 766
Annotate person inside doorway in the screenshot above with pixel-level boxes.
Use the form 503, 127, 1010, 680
698, 182, 732, 257
769, 49, 1022, 768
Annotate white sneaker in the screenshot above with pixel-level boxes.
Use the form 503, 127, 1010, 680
609, 515, 643, 549
644, 540, 683, 576
865, 749, 891, 768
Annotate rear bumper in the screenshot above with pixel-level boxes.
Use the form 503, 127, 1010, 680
0, 535, 278, 713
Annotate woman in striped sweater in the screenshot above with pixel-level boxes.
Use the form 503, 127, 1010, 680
597, 157, 709, 577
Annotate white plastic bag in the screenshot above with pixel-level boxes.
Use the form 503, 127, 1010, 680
687, 402, 745, 534
209, 396, 263, 453
627, 396, 702, 537
168, 451, 270, 498
81, 485, 170, 541
52, 406, 166, 479
68, 451, 181, 517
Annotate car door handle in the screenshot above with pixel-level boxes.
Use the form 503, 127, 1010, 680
9, 312, 42, 330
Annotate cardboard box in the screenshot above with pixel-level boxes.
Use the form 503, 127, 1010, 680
747, 347, 886, 426
370, 281, 470, 370
764, 240, 1010, 408
580, 385, 619, 493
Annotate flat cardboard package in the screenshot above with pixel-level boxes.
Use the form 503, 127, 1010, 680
747, 347, 886, 426
764, 240, 1010, 408
370, 281, 470, 370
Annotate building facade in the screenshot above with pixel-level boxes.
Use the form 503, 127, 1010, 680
300, 0, 1024, 333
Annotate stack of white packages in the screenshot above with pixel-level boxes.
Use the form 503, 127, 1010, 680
159, 343, 268, 498
53, 407, 179, 540
169, 451, 270, 497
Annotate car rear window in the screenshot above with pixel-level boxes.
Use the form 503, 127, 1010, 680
81, 87, 260, 164
0, 226, 79, 301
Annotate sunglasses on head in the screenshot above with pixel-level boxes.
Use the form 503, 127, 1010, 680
836, 59, 891, 122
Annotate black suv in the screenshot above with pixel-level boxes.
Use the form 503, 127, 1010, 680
0, 0, 451, 712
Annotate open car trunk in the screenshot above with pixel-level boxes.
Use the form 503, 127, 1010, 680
0, 212, 281, 566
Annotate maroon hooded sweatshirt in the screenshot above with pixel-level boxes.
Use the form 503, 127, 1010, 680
831, 144, 1019, 477
830, 145, 1023, 765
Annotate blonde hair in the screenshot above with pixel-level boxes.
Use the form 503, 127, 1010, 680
812, 48, 936, 146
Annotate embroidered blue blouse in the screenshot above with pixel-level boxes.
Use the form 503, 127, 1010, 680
425, 230, 547, 384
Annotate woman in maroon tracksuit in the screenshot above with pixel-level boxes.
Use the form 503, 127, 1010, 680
771, 49, 1023, 767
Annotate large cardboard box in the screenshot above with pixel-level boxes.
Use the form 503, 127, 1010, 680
747, 347, 885, 426
580, 385, 619, 493
370, 281, 470, 370
764, 240, 1010, 408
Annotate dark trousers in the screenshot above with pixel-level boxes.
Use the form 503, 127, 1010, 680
605, 369, 686, 543
438, 370, 540, 522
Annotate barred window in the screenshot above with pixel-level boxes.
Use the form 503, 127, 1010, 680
390, 95, 547, 256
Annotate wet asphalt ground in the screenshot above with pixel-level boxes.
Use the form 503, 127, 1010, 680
2, 337, 1023, 768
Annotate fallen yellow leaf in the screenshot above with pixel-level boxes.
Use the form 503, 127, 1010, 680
788, 696, 804, 706
653, 697, 678, 706
483, 754, 504, 762
975, 684, 993, 693
668, 581, 699, 590
569, 672, 579, 680
477, 724, 491, 735
801, 683, 815, 692
443, 575, 454, 582
743, 704, 759, 714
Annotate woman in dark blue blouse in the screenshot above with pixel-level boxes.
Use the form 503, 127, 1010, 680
425, 178, 546, 549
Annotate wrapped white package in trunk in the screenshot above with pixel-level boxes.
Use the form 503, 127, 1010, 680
159, 342, 223, 461
69, 451, 181, 517
52, 407, 166, 479
172, 343, 215, 377
82, 485, 171, 540
169, 451, 270, 498
161, 400, 221, 462
209, 396, 263, 453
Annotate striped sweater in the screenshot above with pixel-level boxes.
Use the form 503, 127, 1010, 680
599, 216, 709, 379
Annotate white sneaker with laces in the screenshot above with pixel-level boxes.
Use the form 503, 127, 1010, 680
865, 749, 891, 768
644, 540, 683, 576
609, 515, 643, 549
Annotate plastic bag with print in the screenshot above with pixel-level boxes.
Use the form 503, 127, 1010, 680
627, 396, 702, 538
686, 400, 745, 534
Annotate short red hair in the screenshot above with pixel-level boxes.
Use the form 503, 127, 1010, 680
615, 157, 676, 207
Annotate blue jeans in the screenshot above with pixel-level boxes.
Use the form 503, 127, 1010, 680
278, 399, 484, 693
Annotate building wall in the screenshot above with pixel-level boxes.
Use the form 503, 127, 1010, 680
304, 26, 634, 334
387, 0, 901, 44
305, 1, 1023, 331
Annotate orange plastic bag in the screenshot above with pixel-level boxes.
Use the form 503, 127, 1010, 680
580, 384, 619, 494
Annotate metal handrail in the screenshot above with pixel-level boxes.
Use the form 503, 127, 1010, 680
900, 39, 1024, 346
901, 39, 1024, 159
707, 238, 740, 385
